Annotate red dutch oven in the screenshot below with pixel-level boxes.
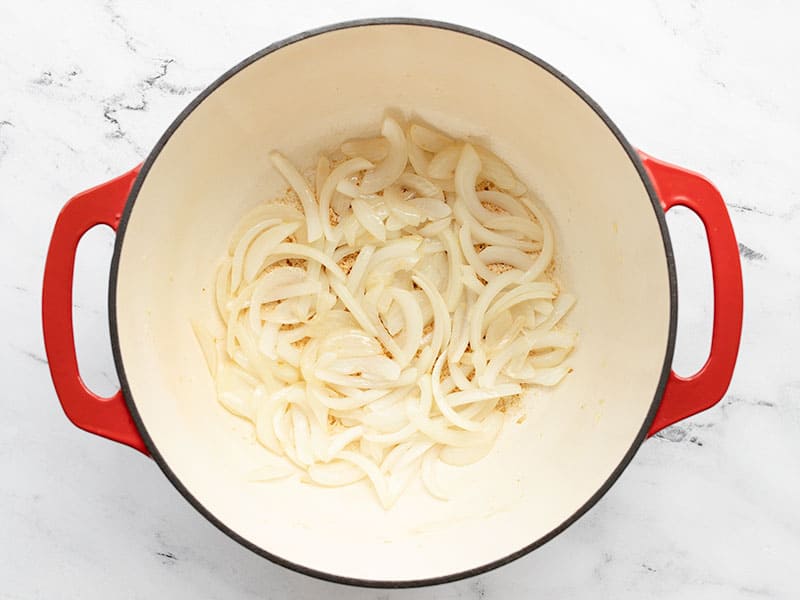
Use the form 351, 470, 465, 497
42, 19, 743, 587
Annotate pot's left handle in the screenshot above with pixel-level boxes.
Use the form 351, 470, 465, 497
42, 167, 149, 454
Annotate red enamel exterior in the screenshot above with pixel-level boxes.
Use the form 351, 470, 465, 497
41, 166, 148, 454
639, 152, 744, 436
41, 154, 742, 448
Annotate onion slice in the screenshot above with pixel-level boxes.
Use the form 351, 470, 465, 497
269, 152, 322, 242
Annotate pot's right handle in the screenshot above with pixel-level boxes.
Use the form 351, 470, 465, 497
42, 167, 148, 454
638, 152, 743, 436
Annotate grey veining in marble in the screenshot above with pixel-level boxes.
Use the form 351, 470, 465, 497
1, 1, 798, 598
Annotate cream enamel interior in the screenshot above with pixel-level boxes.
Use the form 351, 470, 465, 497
114, 24, 672, 582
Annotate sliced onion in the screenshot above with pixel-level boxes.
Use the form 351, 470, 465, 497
469, 270, 522, 363
230, 219, 282, 291
326, 356, 401, 381
365, 237, 422, 284
388, 288, 424, 366
417, 217, 452, 237
410, 197, 451, 221
227, 204, 303, 255
336, 178, 381, 201
341, 136, 389, 162
453, 201, 537, 251
439, 426, 501, 465
483, 215, 543, 241
351, 198, 387, 242
318, 157, 373, 241
427, 144, 461, 179
476, 190, 528, 218
202, 118, 576, 509
321, 425, 364, 461
458, 224, 495, 282
438, 228, 464, 311
359, 117, 408, 194
485, 282, 557, 324
455, 144, 502, 224
345, 245, 376, 295
410, 123, 453, 153
269, 243, 346, 280
446, 384, 521, 408
460, 264, 485, 294
328, 279, 379, 338
533, 298, 554, 317
531, 347, 572, 368
447, 304, 468, 364
514, 365, 572, 387
397, 172, 445, 201
406, 135, 431, 177
337, 450, 391, 507
431, 354, 482, 431
269, 152, 322, 242
253, 280, 320, 312
242, 222, 303, 283
535, 293, 576, 332
385, 187, 422, 226
412, 272, 451, 358
519, 196, 554, 282
475, 146, 525, 193
382, 300, 404, 336
364, 422, 418, 445
479, 246, 534, 270
331, 191, 352, 216
382, 440, 433, 474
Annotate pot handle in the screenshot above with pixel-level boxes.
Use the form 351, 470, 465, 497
42, 167, 148, 454
638, 152, 743, 436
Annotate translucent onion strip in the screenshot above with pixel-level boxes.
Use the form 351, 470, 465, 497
359, 117, 408, 194
319, 157, 374, 241
269, 152, 322, 242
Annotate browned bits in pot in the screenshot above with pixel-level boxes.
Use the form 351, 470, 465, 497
439, 360, 450, 380
275, 188, 303, 212
495, 394, 521, 413
480, 200, 507, 214
328, 154, 346, 169
544, 262, 558, 283
487, 262, 514, 274
337, 252, 358, 275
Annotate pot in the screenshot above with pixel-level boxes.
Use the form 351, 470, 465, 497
42, 19, 743, 587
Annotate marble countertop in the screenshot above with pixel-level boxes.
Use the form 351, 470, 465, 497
2, 1, 798, 598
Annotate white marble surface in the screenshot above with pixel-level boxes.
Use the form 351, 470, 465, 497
2, 1, 798, 597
